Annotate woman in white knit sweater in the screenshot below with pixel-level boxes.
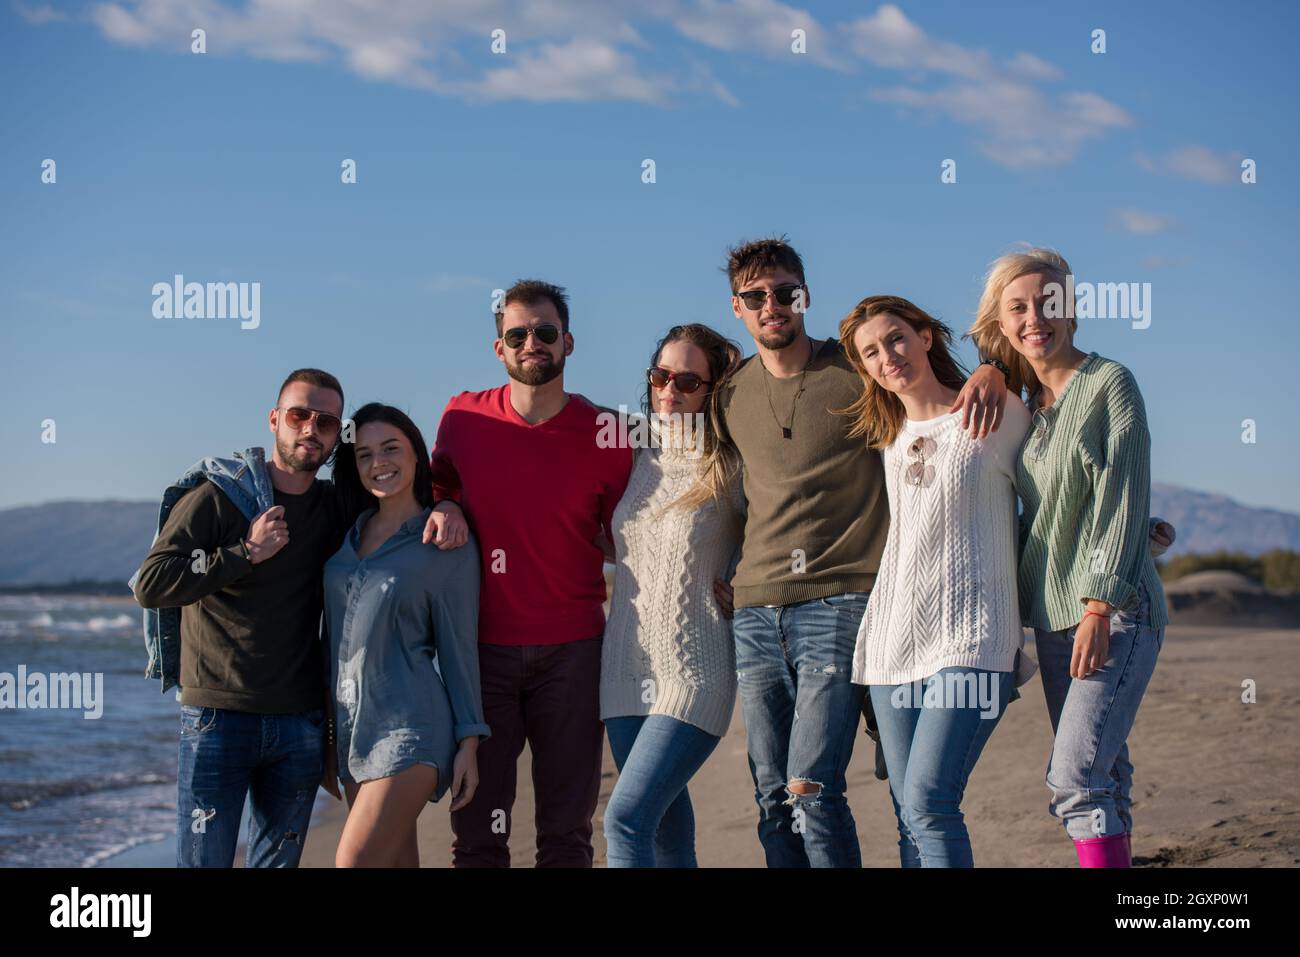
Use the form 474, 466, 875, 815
599, 323, 745, 868
839, 295, 1033, 868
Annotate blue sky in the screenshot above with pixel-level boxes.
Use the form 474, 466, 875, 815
2, 0, 1298, 512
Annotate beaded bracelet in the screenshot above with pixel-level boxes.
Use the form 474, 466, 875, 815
978, 356, 1011, 384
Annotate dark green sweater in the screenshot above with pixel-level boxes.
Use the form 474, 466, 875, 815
132, 479, 346, 713
717, 338, 889, 608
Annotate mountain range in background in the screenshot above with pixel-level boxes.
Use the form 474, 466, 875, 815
1148, 482, 1300, 558
0, 483, 1295, 588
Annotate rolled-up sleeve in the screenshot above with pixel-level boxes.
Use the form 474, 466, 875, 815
433, 540, 490, 743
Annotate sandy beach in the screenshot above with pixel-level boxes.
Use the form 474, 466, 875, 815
295, 624, 1300, 868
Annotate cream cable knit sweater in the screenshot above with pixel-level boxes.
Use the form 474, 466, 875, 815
852, 397, 1032, 686
600, 436, 744, 738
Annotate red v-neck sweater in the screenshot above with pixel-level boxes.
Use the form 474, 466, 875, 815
430, 385, 633, 646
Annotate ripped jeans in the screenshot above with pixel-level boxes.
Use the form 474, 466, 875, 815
176, 705, 325, 867
733, 592, 868, 868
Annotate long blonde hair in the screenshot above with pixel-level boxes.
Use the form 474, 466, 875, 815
837, 295, 969, 450
967, 246, 1075, 397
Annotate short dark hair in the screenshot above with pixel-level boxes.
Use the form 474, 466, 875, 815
495, 279, 569, 337
724, 236, 807, 293
278, 368, 344, 412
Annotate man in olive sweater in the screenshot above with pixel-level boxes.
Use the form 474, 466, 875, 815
133, 369, 352, 868
717, 238, 1011, 868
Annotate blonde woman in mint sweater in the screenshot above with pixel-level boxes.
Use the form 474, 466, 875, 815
970, 247, 1170, 868
599, 323, 745, 868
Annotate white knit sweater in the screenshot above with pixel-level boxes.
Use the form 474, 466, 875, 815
852, 397, 1032, 686
600, 437, 744, 737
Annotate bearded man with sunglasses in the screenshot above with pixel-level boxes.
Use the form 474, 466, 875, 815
133, 369, 370, 867
422, 279, 633, 868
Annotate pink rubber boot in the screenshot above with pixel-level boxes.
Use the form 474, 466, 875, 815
1073, 833, 1131, 867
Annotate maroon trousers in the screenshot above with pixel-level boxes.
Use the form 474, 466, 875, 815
450, 636, 604, 867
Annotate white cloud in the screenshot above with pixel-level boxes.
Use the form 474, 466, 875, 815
66, 0, 1130, 150
1006, 51, 1063, 82
1113, 208, 1174, 235
90, 2, 163, 43
14, 2, 68, 24
79, 0, 735, 105
1136, 145, 1245, 184
849, 4, 1131, 168
463, 39, 669, 103
673, 0, 850, 70
346, 37, 431, 85
1164, 145, 1244, 184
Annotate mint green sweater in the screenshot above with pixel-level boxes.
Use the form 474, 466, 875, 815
1017, 352, 1168, 631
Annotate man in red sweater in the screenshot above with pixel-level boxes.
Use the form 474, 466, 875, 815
423, 279, 632, 867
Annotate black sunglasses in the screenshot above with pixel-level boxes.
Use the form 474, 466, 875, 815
647, 367, 711, 394
737, 283, 804, 310
501, 323, 561, 349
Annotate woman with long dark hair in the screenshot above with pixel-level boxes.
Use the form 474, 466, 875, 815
324, 403, 488, 867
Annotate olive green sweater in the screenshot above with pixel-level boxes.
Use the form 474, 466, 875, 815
1017, 352, 1169, 631
717, 338, 889, 608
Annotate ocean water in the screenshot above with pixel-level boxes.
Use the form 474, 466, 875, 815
0, 595, 177, 867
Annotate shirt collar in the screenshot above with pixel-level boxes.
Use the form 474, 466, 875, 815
348, 505, 435, 552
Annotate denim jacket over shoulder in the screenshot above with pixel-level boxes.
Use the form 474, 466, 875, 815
128, 446, 275, 694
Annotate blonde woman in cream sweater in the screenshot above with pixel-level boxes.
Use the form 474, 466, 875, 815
599, 323, 744, 868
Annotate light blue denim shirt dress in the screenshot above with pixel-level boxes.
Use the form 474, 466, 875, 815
323, 506, 489, 801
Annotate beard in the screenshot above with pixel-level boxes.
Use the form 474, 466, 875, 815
756, 320, 800, 352
506, 350, 565, 386
276, 432, 328, 472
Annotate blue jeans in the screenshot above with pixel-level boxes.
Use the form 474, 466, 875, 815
603, 715, 721, 868
869, 667, 1012, 867
1034, 585, 1164, 840
176, 705, 325, 868
732, 592, 868, 868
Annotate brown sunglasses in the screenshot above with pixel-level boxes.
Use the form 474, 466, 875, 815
278, 406, 342, 433
647, 367, 711, 394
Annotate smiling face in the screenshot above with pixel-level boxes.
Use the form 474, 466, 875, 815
495, 298, 570, 386
354, 421, 417, 501
271, 380, 343, 472
731, 267, 808, 351
651, 338, 712, 416
998, 271, 1073, 363
852, 311, 934, 395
